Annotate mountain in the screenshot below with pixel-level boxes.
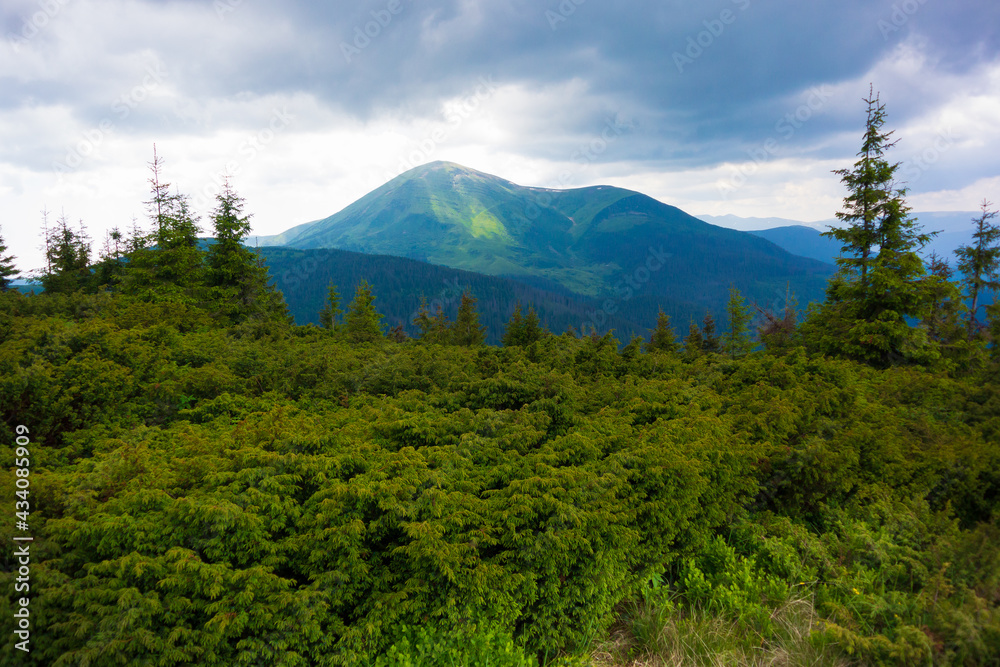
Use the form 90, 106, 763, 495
699, 211, 980, 264
259, 162, 836, 327
746, 226, 840, 265
694, 214, 820, 233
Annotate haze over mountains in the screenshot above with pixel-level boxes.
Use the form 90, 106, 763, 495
697, 211, 981, 266
259, 161, 835, 336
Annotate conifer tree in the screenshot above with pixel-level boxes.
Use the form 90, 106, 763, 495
318, 281, 342, 331
502, 303, 545, 347
205, 180, 284, 322
92, 227, 126, 290
428, 303, 451, 344
955, 200, 1000, 340
701, 313, 721, 353
803, 88, 937, 366
206, 180, 254, 287
41, 214, 92, 294
502, 303, 526, 347
123, 150, 205, 300
621, 335, 644, 360
451, 290, 486, 346
413, 296, 434, 340
723, 286, 754, 358
0, 226, 18, 291
645, 309, 679, 354
683, 319, 703, 359
344, 280, 384, 343
146, 144, 174, 244
924, 253, 966, 346
522, 306, 544, 344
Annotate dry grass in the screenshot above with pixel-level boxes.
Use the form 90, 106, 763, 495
587, 597, 853, 667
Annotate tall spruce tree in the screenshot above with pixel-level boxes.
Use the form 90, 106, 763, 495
803, 88, 937, 366
955, 200, 1000, 340
502, 303, 526, 347
41, 214, 92, 294
701, 313, 721, 353
646, 309, 679, 354
206, 180, 283, 322
451, 290, 486, 346
344, 280, 384, 343
723, 286, 754, 358
683, 319, 703, 359
0, 226, 18, 291
522, 306, 544, 344
428, 303, 451, 344
924, 253, 966, 346
502, 303, 545, 347
413, 296, 434, 340
318, 281, 342, 332
123, 150, 205, 300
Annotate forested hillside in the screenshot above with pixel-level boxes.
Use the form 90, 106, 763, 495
1, 95, 999, 665
257, 246, 652, 344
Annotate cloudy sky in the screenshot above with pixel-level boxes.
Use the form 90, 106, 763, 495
2, 0, 999, 273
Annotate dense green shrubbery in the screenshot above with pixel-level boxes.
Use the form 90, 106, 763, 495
1, 288, 998, 665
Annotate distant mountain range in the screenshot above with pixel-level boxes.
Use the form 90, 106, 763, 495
258, 162, 835, 334
697, 211, 981, 266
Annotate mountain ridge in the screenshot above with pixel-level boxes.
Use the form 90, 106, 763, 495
257, 161, 836, 331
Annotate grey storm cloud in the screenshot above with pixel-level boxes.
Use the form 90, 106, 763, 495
1, 0, 999, 172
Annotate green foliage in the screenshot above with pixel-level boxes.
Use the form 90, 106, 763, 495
374, 624, 538, 667
723, 287, 754, 358
205, 181, 286, 324
645, 309, 679, 354
955, 200, 1000, 338
808, 89, 938, 367
41, 214, 92, 295
0, 225, 18, 291
344, 279, 384, 343
683, 319, 703, 359
0, 279, 997, 667
701, 313, 720, 354
318, 281, 342, 331
450, 289, 486, 346
503, 303, 546, 347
